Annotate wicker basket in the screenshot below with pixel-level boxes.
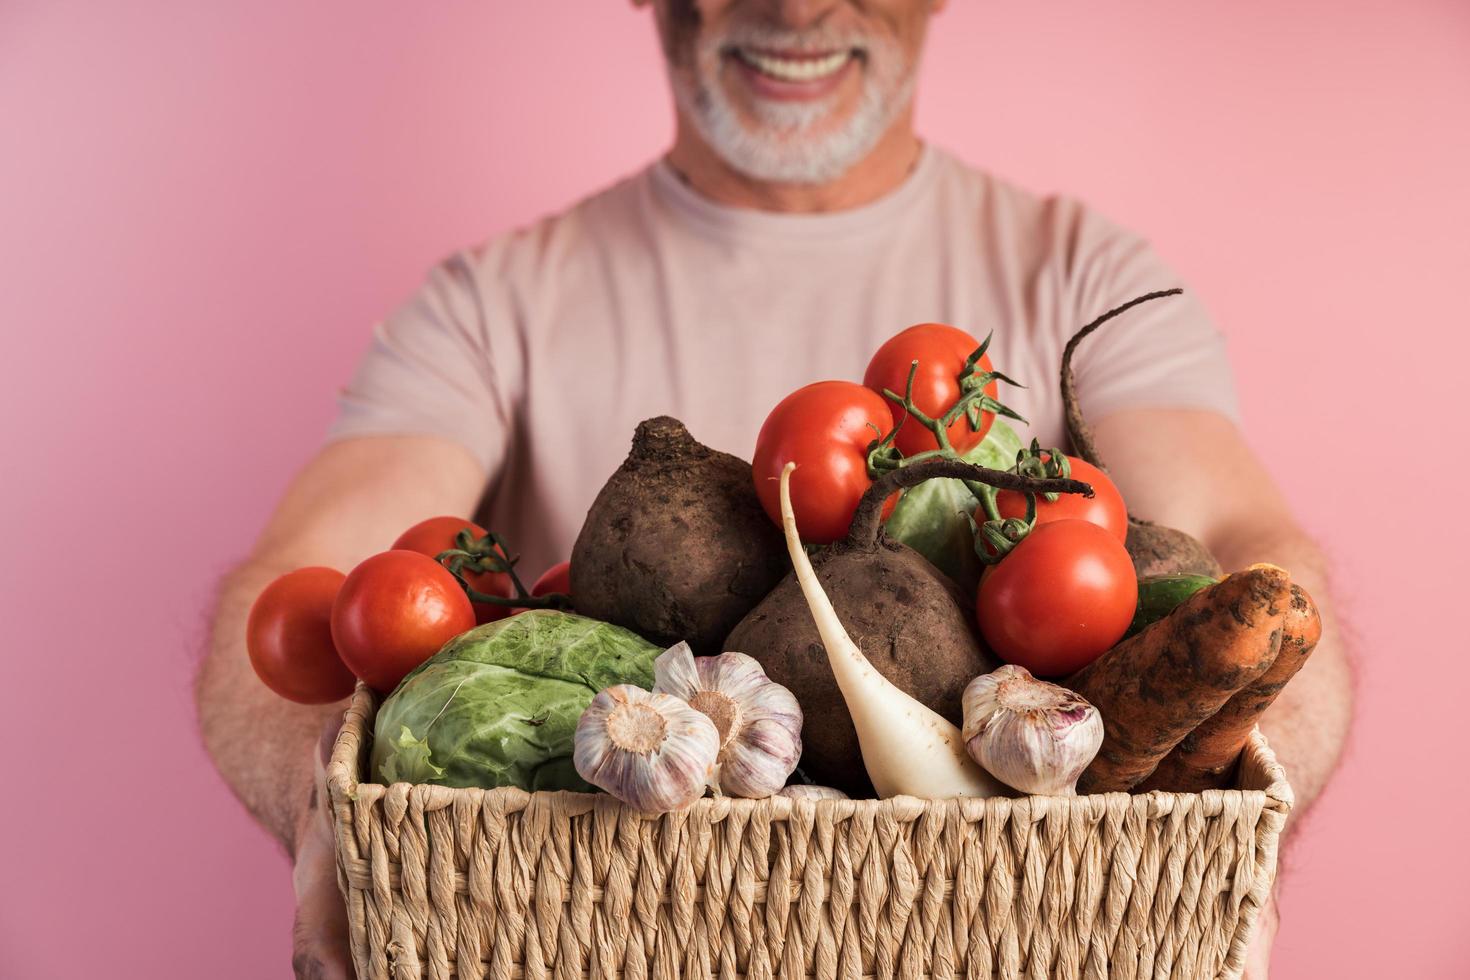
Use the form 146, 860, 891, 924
327, 683, 1292, 980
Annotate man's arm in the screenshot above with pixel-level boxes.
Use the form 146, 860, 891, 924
195, 434, 487, 850
1092, 408, 1354, 821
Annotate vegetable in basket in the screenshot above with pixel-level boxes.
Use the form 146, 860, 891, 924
573, 685, 720, 813
393, 516, 516, 624
371, 610, 660, 790
862, 323, 1014, 457
652, 642, 802, 799
975, 518, 1138, 677
778, 784, 849, 801
332, 550, 477, 694
1126, 573, 1218, 638
1139, 581, 1321, 792
991, 448, 1128, 542
530, 560, 571, 600
751, 380, 900, 545
572, 641, 803, 810
1069, 564, 1291, 794
246, 566, 357, 704
572, 416, 788, 655
961, 665, 1102, 796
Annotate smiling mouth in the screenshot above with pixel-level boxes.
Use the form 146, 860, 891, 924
730, 47, 859, 84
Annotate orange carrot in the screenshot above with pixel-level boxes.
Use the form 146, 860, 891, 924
1138, 582, 1321, 792
1070, 564, 1291, 794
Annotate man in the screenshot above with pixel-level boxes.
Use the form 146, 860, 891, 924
196, 2, 1353, 977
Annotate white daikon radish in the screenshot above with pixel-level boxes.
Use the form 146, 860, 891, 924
777, 462, 1007, 799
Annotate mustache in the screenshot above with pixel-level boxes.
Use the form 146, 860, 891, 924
710, 22, 874, 56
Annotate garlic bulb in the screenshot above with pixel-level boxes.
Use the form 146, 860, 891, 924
654, 642, 802, 799
573, 685, 720, 813
778, 784, 849, 801
961, 665, 1103, 796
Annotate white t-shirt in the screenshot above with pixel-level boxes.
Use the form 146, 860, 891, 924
328, 145, 1237, 576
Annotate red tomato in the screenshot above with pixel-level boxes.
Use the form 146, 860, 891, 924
509, 560, 573, 615
393, 516, 513, 625
976, 519, 1137, 676
993, 456, 1129, 542
331, 550, 477, 693
752, 381, 896, 544
530, 560, 571, 597
246, 567, 356, 704
863, 323, 1001, 457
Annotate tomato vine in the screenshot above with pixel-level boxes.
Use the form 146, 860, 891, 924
434, 528, 572, 611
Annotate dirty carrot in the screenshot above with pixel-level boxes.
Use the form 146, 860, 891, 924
1069, 564, 1292, 794
1138, 581, 1321, 792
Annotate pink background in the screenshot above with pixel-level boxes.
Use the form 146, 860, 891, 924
3, 2, 1467, 976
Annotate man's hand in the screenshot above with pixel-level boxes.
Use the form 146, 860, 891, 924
291, 721, 354, 980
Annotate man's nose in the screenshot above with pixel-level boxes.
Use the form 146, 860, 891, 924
757, 0, 847, 32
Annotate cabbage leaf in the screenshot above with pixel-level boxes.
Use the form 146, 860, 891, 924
370, 610, 659, 790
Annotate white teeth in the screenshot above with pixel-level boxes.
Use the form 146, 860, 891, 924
739, 48, 852, 83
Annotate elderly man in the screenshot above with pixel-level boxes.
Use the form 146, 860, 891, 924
196, 1, 1352, 976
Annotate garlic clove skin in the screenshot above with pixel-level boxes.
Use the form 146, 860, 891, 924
778, 784, 849, 801
654, 643, 803, 799
573, 684, 720, 814
961, 664, 1103, 796
652, 641, 703, 702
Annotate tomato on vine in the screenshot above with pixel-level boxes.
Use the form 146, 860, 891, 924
976, 519, 1137, 677
530, 560, 571, 598
863, 323, 1014, 457
246, 567, 356, 704
331, 550, 477, 693
752, 381, 897, 544
394, 516, 514, 625
993, 454, 1128, 542
510, 560, 573, 615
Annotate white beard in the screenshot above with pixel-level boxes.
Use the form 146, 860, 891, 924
668, 26, 916, 186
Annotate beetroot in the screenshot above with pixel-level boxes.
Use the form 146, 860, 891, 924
571, 417, 787, 655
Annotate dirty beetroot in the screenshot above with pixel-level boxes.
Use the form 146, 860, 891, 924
570, 417, 788, 656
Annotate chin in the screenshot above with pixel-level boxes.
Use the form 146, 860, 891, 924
678, 67, 914, 185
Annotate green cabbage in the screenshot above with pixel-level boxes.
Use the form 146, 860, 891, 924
883, 419, 1025, 595
370, 610, 659, 790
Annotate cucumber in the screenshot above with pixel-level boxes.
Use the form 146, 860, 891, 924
1126, 574, 1218, 637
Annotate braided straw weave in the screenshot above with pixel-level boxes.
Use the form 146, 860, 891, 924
328, 684, 1292, 980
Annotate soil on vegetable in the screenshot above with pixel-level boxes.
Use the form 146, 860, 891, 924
1125, 518, 1224, 579
571, 417, 788, 655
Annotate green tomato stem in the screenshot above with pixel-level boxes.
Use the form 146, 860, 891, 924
434, 529, 565, 610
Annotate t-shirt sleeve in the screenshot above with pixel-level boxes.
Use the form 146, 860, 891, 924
325, 253, 512, 474
1063, 209, 1240, 424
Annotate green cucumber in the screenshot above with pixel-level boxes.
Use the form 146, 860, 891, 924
1126, 574, 1218, 637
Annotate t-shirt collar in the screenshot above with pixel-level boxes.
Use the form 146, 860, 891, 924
649, 143, 938, 245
